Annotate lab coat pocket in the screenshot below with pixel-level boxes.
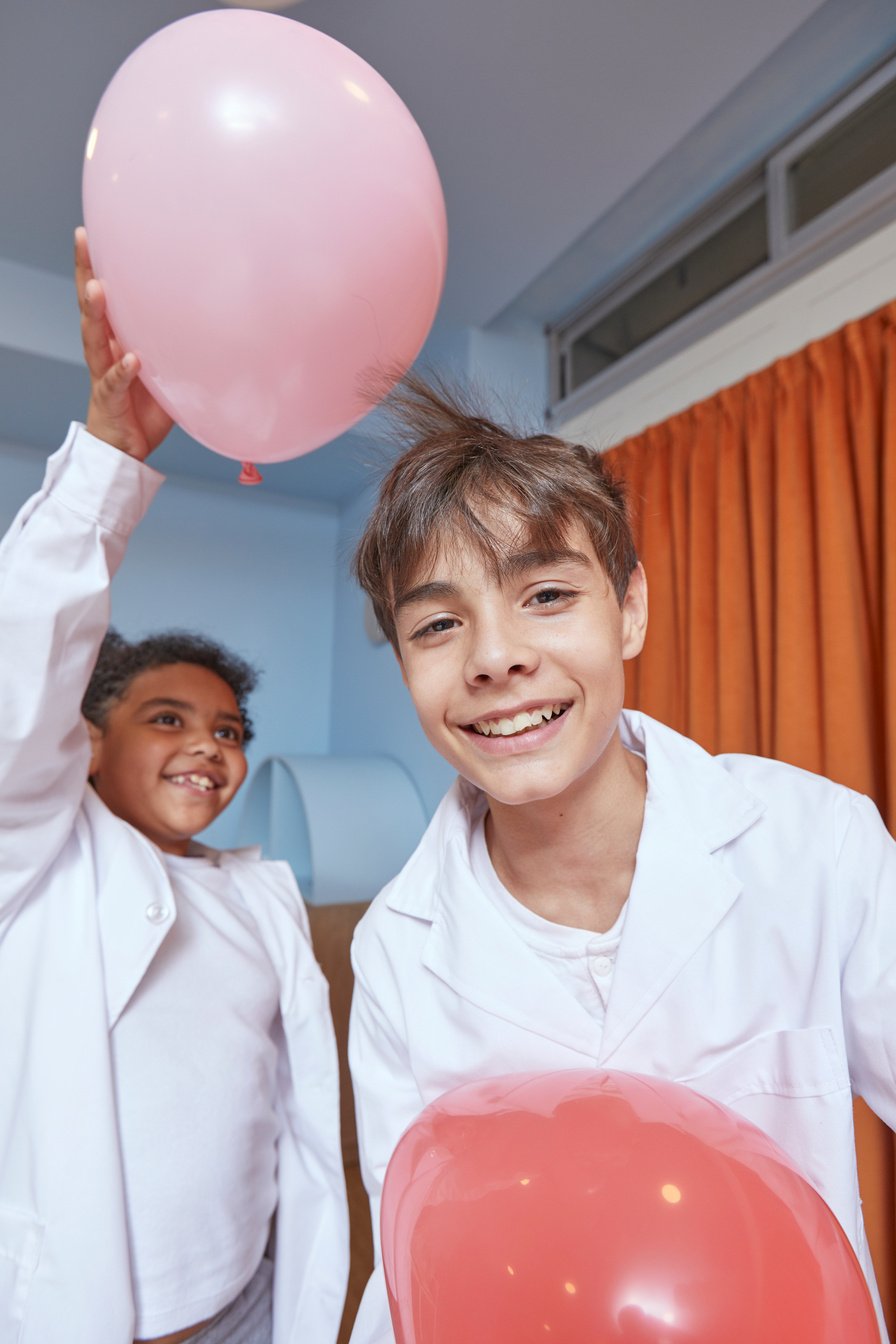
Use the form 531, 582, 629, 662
678, 1026, 853, 1198
288, 971, 333, 1039
678, 1025, 848, 1106
0, 1208, 44, 1337
280, 975, 341, 1110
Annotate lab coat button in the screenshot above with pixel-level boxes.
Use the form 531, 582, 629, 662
145, 902, 169, 924
591, 955, 613, 976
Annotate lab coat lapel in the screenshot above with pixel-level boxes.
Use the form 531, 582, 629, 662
597, 796, 742, 1061
420, 833, 600, 1058
599, 714, 765, 1062
86, 789, 176, 1028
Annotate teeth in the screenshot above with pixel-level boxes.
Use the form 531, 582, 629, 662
169, 773, 216, 791
473, 704, 567, 736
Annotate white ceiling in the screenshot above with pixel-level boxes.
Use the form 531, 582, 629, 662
2, 0, 894, 499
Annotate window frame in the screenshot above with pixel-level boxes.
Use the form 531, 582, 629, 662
767, 51, 896, 260
549, 53, 896, 421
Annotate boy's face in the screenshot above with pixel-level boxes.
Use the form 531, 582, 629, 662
393, 519, 647, 810
87, 662, 249, 855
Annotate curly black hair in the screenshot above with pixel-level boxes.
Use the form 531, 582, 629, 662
82, 629, 260, 744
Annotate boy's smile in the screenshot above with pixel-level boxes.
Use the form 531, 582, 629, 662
465, 699, 572, 746
394, 520, 647, 812
467, 698, 572, 741
87, 662, 248, 855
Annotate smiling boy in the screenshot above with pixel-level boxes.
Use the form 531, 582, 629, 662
392, 525, 647, 933
83, 640, 253, 853
0, 232, 348, 1344
347, 375, 896, 1343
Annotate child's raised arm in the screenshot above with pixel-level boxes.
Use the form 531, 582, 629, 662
0, 233, 168, 919
75, 226, 173, 461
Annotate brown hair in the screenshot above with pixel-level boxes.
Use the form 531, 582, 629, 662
353, 372, 638, 648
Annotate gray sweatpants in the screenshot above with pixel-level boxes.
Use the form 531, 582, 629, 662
189, 1257, 273, 1344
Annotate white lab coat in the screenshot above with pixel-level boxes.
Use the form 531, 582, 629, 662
348, 710, 896, 1343
0, 426, 349, 1344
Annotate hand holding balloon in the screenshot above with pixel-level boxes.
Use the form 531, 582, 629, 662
75, 226, 173, 462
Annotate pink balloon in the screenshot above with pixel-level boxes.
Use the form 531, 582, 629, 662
82, 11, 447, 463
382, 1070, 879, 1344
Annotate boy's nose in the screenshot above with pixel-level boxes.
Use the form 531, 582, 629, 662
187, 730, 223, 759
464, 620, 539, 684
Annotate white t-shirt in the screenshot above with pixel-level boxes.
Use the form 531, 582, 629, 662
110, 844, 281, 1337
469, 816, 628, 1036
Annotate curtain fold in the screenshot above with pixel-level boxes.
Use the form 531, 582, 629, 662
604, 299, 896, 1332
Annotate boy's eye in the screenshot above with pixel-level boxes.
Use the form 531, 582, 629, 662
528, 587, 572, 607
215, 725, 243, 744
411, 616, 458, 640
152, 712, 181, 726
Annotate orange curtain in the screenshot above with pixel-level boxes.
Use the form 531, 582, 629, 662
604, 300, 896, 1331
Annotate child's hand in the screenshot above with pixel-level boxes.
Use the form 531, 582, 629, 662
75, 226, 174, 461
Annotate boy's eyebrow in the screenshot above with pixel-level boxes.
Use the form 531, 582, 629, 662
136, 696, 243, 724
498, 547, 593, 578
394, 580, 459, 614
394, 548, 594, 615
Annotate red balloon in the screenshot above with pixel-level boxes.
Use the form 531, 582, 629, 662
381, 1070, 878, 1344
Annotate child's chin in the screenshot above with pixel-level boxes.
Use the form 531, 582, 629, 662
465, 771, 568, 809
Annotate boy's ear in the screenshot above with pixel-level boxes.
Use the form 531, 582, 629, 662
85, 718, 104, 779
621, 563, 648, 661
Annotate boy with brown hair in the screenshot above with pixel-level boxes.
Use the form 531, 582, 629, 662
0, 232, 348, 1344
347, 375, 896, 1343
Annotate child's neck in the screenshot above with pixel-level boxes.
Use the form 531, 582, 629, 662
483, 736, 647, 935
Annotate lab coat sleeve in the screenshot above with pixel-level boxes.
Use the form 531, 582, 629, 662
837, 789, 896, 1128
0, 423, 162, 919
347, 929, 427, 1344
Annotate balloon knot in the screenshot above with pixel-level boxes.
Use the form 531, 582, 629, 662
239, 462, 263, 486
